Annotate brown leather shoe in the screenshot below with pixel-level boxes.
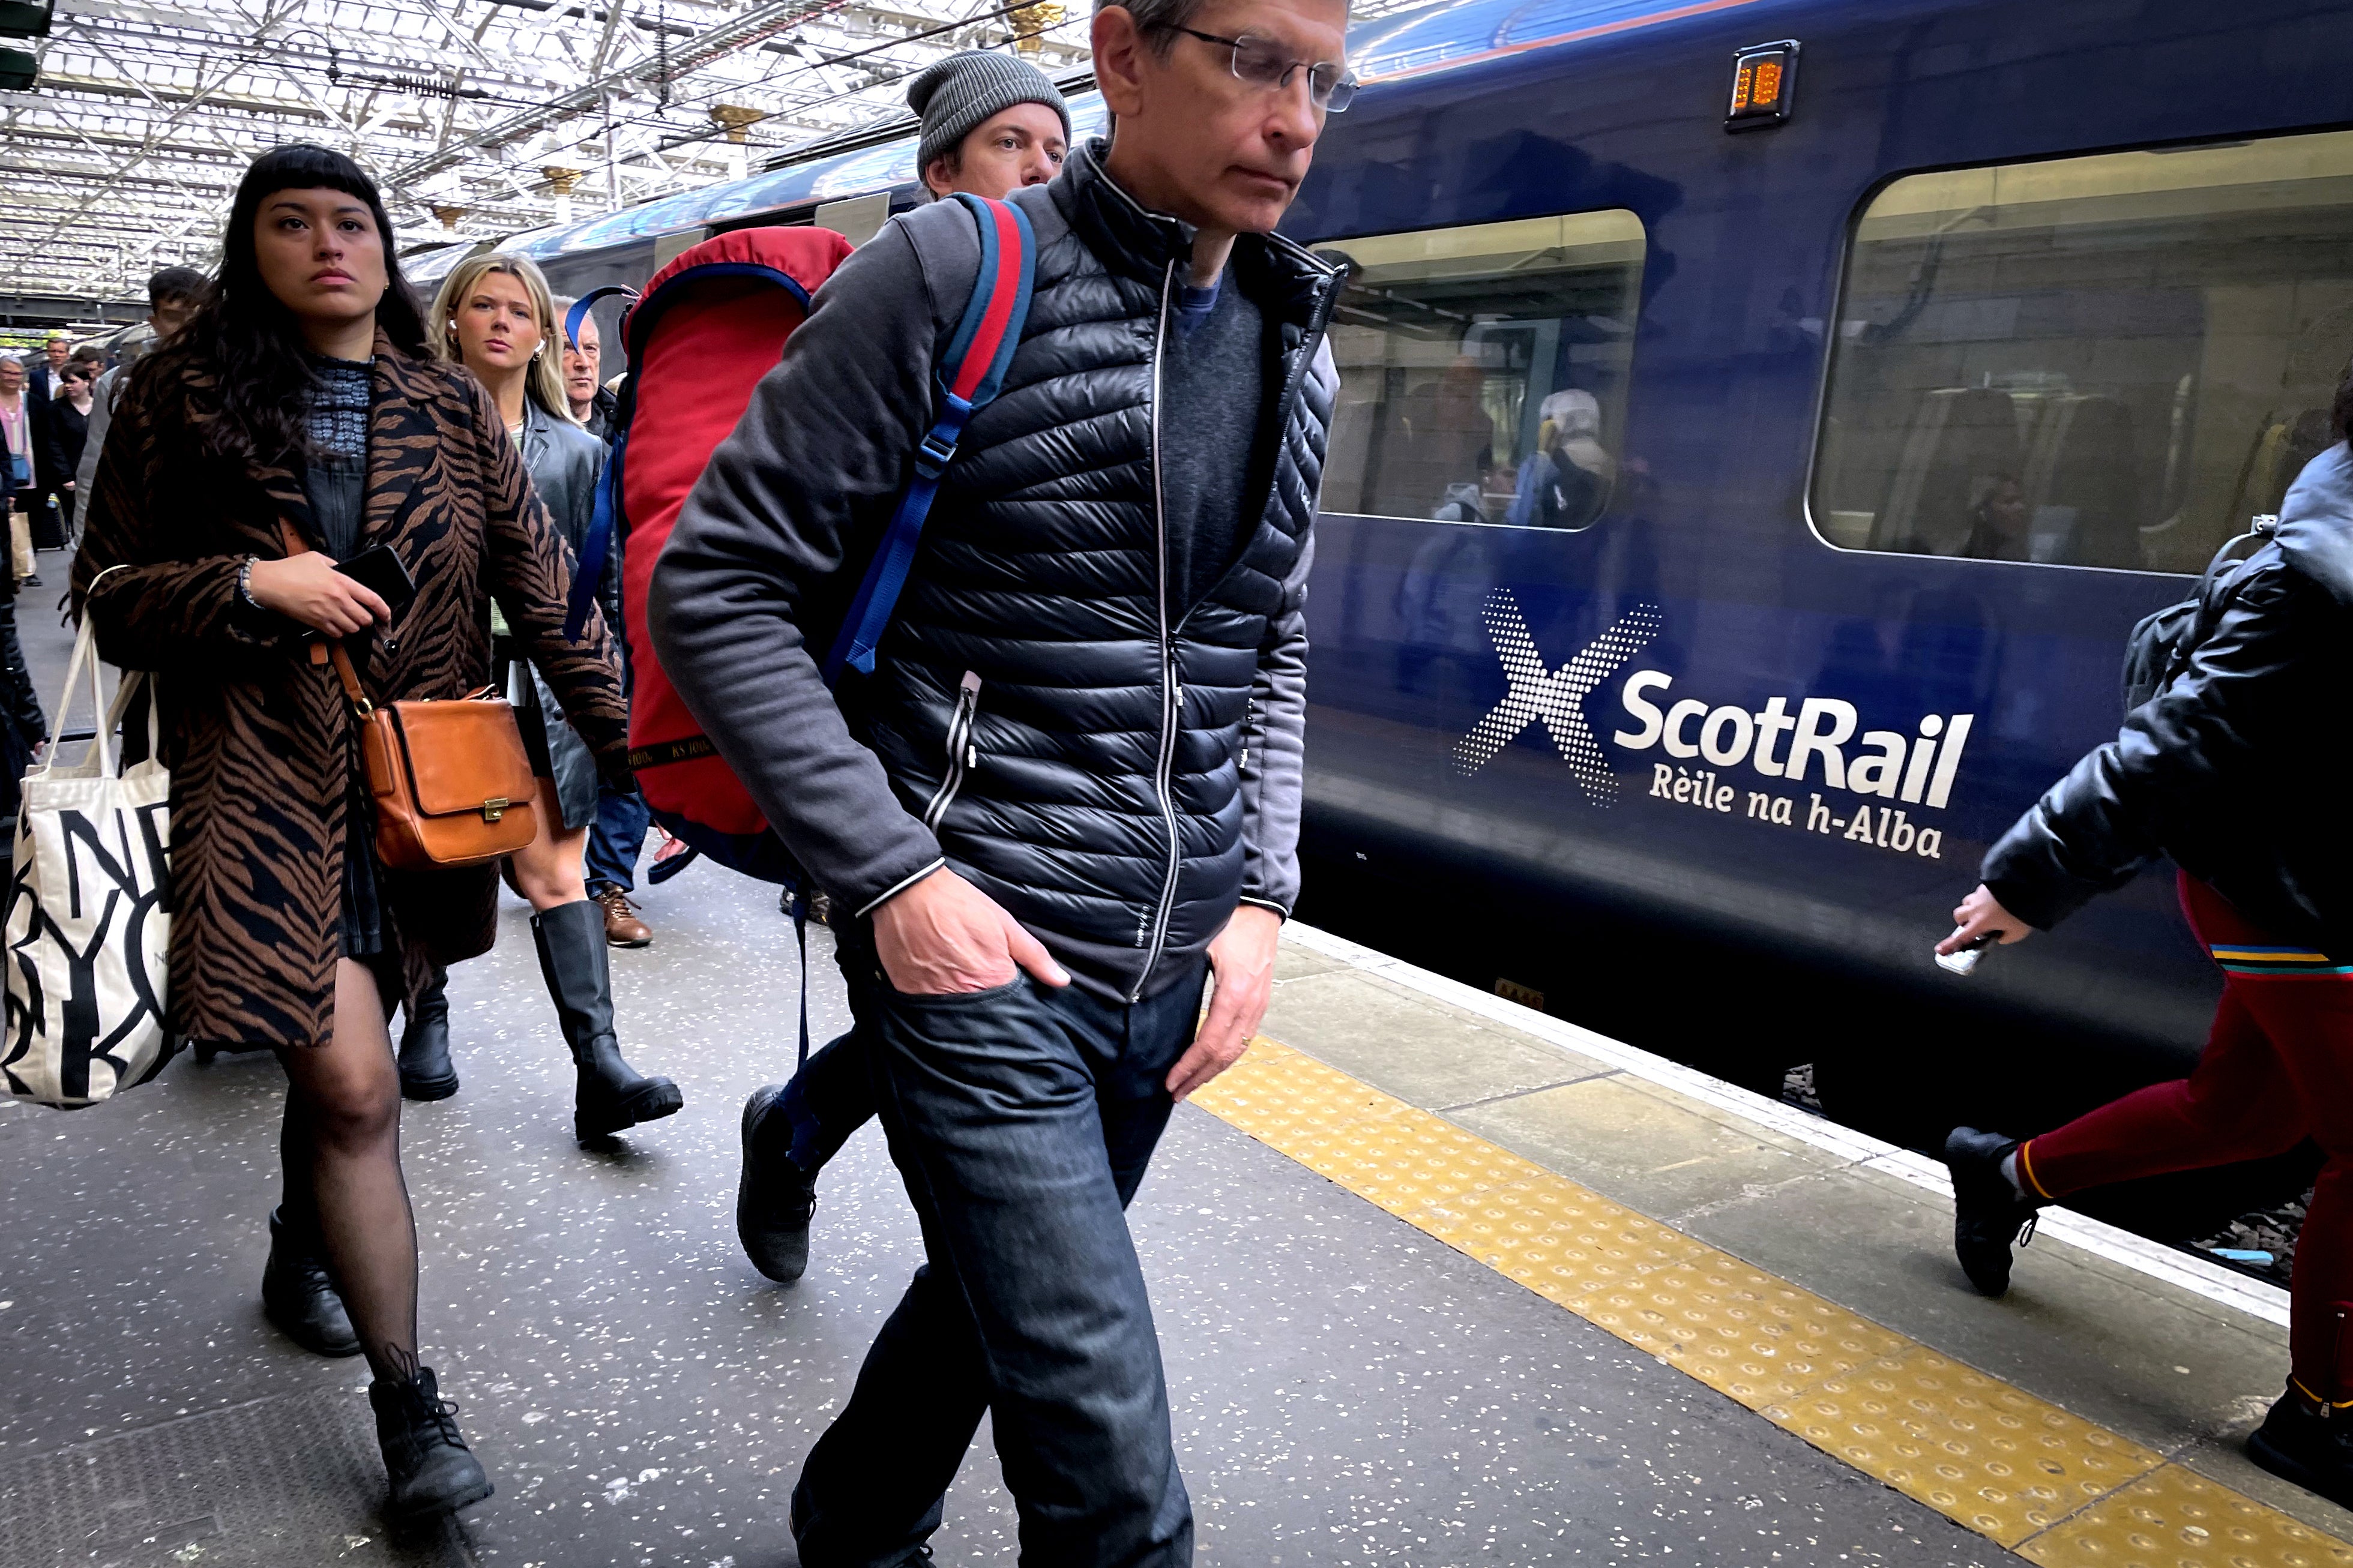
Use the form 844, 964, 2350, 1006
595, 886, 652, 948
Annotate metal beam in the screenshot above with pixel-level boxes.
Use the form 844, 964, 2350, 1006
386, 0, 857, 189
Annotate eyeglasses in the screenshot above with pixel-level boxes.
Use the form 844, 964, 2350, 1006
1158, 25, 1359, 112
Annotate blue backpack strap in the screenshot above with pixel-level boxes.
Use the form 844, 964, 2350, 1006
824, 193, 1035, 684
563, 418, 628, 642
565, 285, 636, 349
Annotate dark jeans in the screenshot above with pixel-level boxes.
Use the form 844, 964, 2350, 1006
791, 930, 1203, 1568
773, 1025, 877, 1172
583, 780, 649, 894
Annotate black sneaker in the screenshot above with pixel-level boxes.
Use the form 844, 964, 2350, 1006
370, 1357, 494, 1523
738, 1085, 819, 1284
1944, 1126, 2040, 1298
2248, 1386, 2353, 1511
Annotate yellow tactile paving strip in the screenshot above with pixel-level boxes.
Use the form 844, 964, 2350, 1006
1192, 1036, 2353, 1567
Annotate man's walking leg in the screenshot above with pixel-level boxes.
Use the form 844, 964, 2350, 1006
795, 958, 1192, 1566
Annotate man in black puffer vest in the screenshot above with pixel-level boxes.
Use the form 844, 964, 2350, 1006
650, 0, 1350, 1557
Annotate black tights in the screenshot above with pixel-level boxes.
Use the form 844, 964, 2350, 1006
277, 958, 418, 1381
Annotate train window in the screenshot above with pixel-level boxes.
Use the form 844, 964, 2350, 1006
1313, 209, 1645, 529
1815, 128, 2353, 572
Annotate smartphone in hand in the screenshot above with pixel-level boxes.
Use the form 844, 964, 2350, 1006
1935, 931, 1999, 976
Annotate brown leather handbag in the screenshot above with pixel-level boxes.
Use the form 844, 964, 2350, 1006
280, 522, 540, 871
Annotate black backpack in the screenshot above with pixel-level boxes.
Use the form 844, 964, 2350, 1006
2120, 520, 2276, 712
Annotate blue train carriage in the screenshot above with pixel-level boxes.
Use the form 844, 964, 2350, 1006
1286, 0, 2345, 1201
477, 0, 2351, 1228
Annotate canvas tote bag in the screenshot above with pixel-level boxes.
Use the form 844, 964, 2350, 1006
2, 605, 172, 1108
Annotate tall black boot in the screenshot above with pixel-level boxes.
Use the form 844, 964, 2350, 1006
370, 1354, 494, 1522
397, 966, 458, 1102
532, 898, 684, 1144
261, 1204, 361, 1359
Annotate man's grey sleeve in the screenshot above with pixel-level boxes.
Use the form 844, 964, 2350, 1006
648, 208, 982, 916
1234, 346, 1336, 920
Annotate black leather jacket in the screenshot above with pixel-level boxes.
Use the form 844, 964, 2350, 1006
1983, 442, 2353, 957
656, 141, 1342, 1001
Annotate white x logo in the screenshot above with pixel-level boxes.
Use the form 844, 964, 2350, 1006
1453, 591, 1664, 805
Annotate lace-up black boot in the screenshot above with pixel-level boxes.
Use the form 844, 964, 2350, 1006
2248, 1382, 2353, 1510
737, 1085, 819, 1283
532, 898, 684, 1144
1944, 1126, 2042, 1297
396, 967, 458, 1102
370, 1356, 494, 1522
261, 1206, 360, 1359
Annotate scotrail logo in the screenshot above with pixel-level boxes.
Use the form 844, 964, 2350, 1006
1455, 590, 1973, 858
1452, 592, 1664, 805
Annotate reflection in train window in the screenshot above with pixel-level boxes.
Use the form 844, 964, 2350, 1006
1314, 209, 1645, 529
1815, 128, 2353, 572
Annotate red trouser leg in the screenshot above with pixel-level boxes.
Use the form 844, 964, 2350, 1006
2021, 876, 2353, 1400
2020, 986, 2301, 1199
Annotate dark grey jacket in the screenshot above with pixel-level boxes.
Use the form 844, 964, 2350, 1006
652, 141, 1340, 1000
517, 395, 613, 830
1984, 442, 2353, 957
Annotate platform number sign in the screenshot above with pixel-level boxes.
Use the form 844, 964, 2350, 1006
1726, 40, 1799, 131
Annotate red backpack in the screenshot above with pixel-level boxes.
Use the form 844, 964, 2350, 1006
562, 196, 1038, 887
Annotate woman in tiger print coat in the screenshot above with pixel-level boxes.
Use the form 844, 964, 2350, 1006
71, 143, 627, 1523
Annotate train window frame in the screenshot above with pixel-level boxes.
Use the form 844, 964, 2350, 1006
1805, 127, 2353, 576
1309, 206, 1648, 532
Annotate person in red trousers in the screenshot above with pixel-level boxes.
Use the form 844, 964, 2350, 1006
1939, 365, 2353, 1510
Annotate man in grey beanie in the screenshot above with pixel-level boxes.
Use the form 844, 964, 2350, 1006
906, 49, 1070, 200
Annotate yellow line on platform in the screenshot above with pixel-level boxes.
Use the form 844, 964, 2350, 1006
1191, 1036, 2353, 1567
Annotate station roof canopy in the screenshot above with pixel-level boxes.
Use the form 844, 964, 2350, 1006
0, 0, 1122, 313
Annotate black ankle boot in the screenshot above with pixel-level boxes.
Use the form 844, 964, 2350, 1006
262, 1206, 361, 1358
370, 1356, 494, 1523
2248, 1384, 2353, 1510
532, 898, 683, 1144
397, 967, 459, 1102
738, 1085, 819, 1283
1943, 1126, 2041, 1298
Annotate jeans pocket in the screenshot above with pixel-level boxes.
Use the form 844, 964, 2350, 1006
883, 973, 1029, 1009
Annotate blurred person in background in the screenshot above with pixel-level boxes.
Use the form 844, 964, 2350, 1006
2, 353, 38, 585
557, 299, 617, 437
75, 267, 209, 511
74, 142, 630, 1523
0, 355, 45, 779
409, 253, 684, 1134
43, 359, 95, 537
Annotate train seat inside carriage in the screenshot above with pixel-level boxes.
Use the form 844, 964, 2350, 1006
1815, 125, 2353, 574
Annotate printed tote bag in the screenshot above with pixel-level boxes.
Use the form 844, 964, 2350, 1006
2, 611, 171, 1108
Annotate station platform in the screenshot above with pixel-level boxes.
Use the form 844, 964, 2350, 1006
2, 571, 2350, 1567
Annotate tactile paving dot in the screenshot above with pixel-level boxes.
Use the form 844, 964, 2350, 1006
1280, 1112, 1547, 1215
2019, 1464, 2353, 1567
1407, 1178, 1708, 1304
1189, 1039, 1404, 1142
1763, 1348, 2162, 1545
1651, 1259, 1909, 1408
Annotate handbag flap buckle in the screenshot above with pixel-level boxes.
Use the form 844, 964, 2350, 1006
481, 797, 510, 823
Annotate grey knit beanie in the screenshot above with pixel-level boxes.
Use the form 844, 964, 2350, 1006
907, 50, 1071, 178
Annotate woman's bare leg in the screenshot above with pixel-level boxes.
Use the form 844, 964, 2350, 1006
278, 958, 417, 1379
510, 776, 588, 911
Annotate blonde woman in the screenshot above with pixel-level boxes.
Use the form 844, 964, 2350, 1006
411, 252, 681, 1142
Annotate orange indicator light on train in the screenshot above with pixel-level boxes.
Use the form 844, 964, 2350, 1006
1726, 41, 1799, 131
